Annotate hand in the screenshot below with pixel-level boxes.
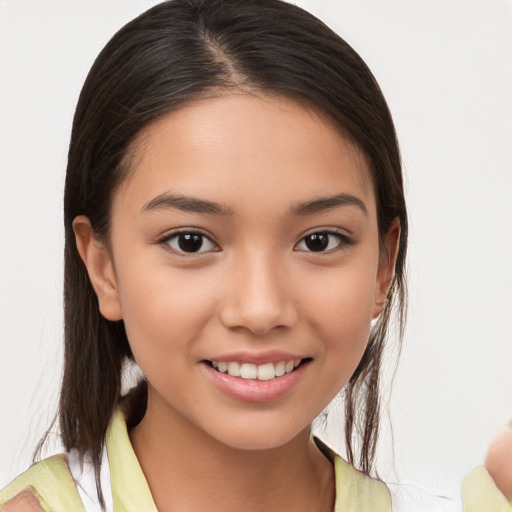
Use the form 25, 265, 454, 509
2, 491, 42, 512
485, 427, 512, 500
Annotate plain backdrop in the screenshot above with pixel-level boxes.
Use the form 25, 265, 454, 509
1, 0, 511, 508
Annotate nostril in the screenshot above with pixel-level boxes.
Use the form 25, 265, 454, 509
217, 270, 298, 334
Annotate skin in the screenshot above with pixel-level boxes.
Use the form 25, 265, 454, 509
3, 492, 42, 512
485, 427, 512, 499
70, 93, 399, 512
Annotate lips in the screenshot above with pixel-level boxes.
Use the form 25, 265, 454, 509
202, 355, 311, 402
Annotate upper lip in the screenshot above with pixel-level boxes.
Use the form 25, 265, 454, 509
203, 351, 309, 365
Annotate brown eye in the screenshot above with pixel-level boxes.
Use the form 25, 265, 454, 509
165, 232, 217, 254
296, 231, 348, 253
304, 233, 330, 252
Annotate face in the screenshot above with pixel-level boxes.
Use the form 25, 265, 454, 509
76, 94, 397, 450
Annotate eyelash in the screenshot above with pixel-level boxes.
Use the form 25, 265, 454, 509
158, 229, 354, 255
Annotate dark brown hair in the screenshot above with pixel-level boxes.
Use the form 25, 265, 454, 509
44, 0, 407, 502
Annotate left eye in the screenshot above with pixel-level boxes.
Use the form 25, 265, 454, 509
295, 232, 345, 253
164, 232, 217, 254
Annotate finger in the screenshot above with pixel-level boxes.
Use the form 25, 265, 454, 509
2, 490, 43, 512
485, 428, 512, 500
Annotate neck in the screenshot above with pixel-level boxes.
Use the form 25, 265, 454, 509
129, 392, 335, 512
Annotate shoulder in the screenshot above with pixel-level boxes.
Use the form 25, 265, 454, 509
0, 455, 85, 512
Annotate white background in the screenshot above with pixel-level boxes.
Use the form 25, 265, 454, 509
1, 0, 511, 507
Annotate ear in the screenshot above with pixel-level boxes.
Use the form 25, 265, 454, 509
372, 218, 401, 319
73, 215, 123, 321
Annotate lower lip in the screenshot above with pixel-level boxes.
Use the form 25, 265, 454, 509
201, 361, 310, 403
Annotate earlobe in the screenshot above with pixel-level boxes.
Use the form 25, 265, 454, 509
73, 215, 123, 321
372, 218, 401, 319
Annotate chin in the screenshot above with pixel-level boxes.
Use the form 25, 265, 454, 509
208, 421, 309, 452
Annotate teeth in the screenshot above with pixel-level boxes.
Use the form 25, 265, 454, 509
240, 363, 257, 379
275, 361, 285, 377
210, 359, 303, 380
257, 362, 276, 381
227, 361, 241, 377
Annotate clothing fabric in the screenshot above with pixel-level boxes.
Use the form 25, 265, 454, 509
461, 419, 512, 512
67, 446, 113, 511
0, 408, 391, 511
461, 467, 512, 512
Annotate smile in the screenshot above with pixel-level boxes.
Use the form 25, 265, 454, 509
209, 359, 303, 381
203, 357, 311, 402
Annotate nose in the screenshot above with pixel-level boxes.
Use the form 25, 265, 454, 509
218, 252, 298, 335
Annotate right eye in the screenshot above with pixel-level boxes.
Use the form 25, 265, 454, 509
161, 231, 218, 254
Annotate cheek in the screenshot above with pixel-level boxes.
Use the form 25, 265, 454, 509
308, 265, 376, 339
317, 301, 372, 379
304, 262, 378, 385
115, 261, 218, 358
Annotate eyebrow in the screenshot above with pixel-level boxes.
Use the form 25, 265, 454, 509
290, 193, 368, 216
141, 192, 367, 217
141, 193, 234, 216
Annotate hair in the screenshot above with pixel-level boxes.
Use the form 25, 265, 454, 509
39, 0, 407, 503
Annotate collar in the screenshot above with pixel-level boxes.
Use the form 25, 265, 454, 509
106, 408, 390, 512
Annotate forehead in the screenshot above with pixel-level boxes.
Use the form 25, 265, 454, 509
115, 93, 375, 216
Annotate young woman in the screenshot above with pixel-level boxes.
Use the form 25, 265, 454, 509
0, 0, 408, 510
